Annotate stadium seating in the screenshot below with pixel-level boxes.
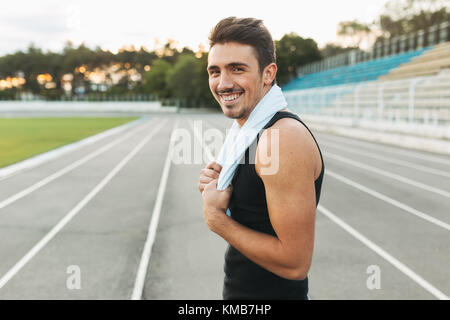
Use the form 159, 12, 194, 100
322, 72, 450, 123
283, 40, 450, 126
283, 47, 433, 91
379, 42, 450, 80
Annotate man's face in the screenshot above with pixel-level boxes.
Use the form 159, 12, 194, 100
207, 42, 267, 124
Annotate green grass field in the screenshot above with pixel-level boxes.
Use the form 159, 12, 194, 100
0, 117, 138, 168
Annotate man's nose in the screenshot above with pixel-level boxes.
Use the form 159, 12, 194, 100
217, 72, 233, 92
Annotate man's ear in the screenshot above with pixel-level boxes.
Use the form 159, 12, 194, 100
263, 63, 277, 86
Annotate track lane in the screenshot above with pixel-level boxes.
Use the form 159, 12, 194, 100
0, 117, 149, 202
142, 116, 227, 300
0, 111, 448, 299
0, 117, 171, 298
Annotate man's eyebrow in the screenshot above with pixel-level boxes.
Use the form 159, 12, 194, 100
207, 65, 219, 71
227, 62, 249, 68
207, 62, 250, 71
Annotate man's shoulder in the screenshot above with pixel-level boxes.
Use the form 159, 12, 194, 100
255, 116, 321, 179
270, 116, 308, 133
259, 116, 316, 154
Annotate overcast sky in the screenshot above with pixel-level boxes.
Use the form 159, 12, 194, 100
0, 0, 391, 55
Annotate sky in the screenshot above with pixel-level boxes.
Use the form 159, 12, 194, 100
0, 0, 391, 55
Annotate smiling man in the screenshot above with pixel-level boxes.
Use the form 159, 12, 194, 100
198, 17, 325, 300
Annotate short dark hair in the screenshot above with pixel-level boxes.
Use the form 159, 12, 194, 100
209, 17, 276, 82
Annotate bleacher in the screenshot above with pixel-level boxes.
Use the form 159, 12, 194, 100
379, 42, 450, 80
318, 73, 450, 124
283, 47, 433, 91
282, 36, 450, 127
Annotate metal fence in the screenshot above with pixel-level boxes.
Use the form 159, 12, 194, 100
299, 21, 450, 75
0, 93, 159, 102
284, 72, 450, 130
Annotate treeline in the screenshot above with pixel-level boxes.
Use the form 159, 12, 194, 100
0, 36, 322, 107
336, 0, 449, 48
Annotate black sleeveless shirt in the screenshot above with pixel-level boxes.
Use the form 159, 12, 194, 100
223, 111, 325, 300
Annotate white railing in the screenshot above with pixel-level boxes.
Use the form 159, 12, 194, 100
284, 72, 450, 138
299, 21, 450, 75
0, 101, 178, 113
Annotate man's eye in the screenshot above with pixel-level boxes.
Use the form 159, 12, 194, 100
210, 70, 219, 75
233, 67, 243, 72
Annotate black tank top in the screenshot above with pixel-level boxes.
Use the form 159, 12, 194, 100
223, 111, 325, 300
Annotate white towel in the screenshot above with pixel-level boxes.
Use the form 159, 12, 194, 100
216, 84, 287, 211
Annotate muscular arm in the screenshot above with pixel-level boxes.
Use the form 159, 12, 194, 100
207, 119, 319, 280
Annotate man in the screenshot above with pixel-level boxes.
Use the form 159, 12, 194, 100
198, 17, 324, 300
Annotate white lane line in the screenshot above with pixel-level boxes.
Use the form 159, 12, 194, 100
321, 141, 450, 178
131, 120, 178, 300
325, 152, 450, 199
326, 169, 450, 231
0, 120, 167, 290
0, 116, 147, 182
317, 133, 450, 167
0, 118, 153, 211
318, 204, 449, 300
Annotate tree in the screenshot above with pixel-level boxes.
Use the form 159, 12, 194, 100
134, 47, 158, 73
164, 53, 215, 108
275, 33, 322, 86
337, 20, 373, 48
191, 53, 217, 108
378, 0, 450, 37
143, 59, 172, 99
320, 43, 358, 59
166, 54, 201, 107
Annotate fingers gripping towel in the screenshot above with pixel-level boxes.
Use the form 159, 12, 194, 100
215, 85, 287, 215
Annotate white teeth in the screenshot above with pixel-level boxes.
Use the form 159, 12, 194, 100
221, 93, 241, 102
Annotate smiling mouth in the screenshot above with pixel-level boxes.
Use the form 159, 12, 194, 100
219, 91, 244, 104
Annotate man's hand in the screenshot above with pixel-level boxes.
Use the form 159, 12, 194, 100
201, 179, 233, 232
198, 161, 222, 193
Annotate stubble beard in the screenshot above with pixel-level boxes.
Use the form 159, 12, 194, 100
227, 106, 248, 120
217, 96, 249, 120
217, 79, 265, 121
